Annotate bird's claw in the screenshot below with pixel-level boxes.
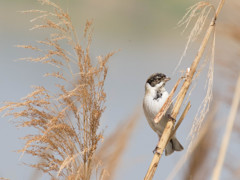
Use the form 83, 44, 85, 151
153, 146, 161, 155
167, 114, 176, 122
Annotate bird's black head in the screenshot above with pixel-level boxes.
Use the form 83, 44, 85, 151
146, 73, 170, 87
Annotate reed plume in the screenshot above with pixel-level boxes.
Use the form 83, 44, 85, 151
0, 0, 114, 179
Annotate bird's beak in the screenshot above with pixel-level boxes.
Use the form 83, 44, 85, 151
164, 77, 171, 82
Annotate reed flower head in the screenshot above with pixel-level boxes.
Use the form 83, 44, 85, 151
1, 0, 114, 179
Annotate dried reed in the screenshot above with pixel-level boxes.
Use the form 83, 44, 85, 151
169, 1, 240, 179
166, 103, 218, 180
211, 75, 240, 180
0, 0, 114, 179
184, 104, 217, 180
174, 1, 214, 74
144, 0, 226, 179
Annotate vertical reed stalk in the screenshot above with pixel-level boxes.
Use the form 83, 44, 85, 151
144, 0, 226, 179
211, 75, 240, 180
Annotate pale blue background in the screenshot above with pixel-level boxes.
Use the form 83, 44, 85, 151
0, 0, 238, 180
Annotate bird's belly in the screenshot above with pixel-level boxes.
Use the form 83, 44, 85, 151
143, 96, 170, 136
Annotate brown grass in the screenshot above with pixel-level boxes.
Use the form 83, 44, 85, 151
0, 0, 115, 179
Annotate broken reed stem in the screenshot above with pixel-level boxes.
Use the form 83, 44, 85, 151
154, 77, 183, 123
144, 0, 226, 180
144, 102, 191, 180
144, 117, 174, 180
170, 102, 191, 139
163, 102, 191, 156
211, 75, 240, 180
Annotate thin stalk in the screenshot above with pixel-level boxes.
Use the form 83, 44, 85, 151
170, 102, 191, 139
144, 0, 226, 179
211, 75, 240, 180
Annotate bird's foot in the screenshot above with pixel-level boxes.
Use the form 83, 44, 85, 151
167, 114, 176, 122
153, 146, 161, 155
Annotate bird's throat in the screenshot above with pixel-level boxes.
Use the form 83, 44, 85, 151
153, 90, 162, 100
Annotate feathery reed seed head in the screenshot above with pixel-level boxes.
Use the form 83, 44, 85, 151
1, 0, 115, 179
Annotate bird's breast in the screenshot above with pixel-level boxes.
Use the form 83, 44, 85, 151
143, 91, 171, 133
143, 91, 169, 118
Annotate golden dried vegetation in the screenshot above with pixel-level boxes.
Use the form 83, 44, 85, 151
1, 0, 117, 179
1, 0, 240, 180
144, 0, 226, 179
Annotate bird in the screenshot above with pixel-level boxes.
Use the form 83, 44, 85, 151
143, 73, 183, 156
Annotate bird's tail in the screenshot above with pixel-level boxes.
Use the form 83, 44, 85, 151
165, 137, 184, 156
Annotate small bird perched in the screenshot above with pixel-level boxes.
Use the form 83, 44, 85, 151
143, 73, 183, 156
